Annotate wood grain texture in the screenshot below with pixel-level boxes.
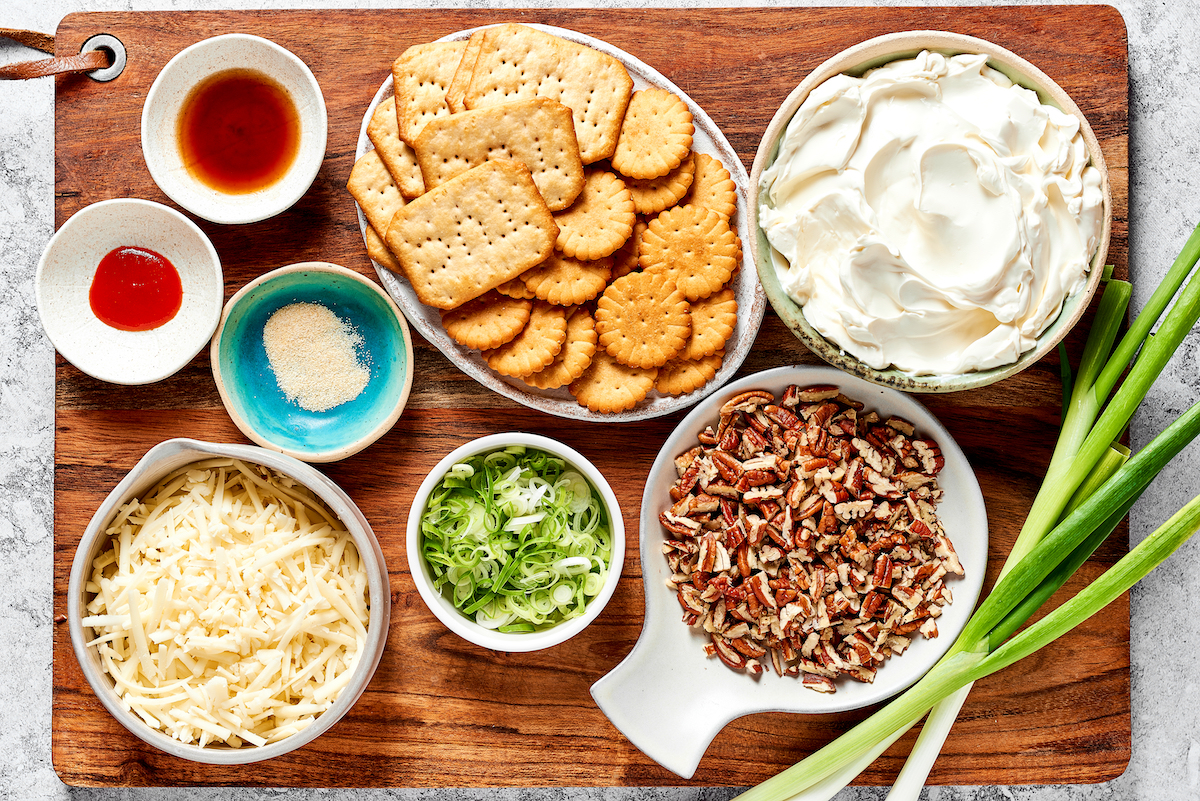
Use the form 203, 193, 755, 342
51, 6, 1130, 789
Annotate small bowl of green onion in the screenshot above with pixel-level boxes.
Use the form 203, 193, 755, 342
406, 433, 624, 652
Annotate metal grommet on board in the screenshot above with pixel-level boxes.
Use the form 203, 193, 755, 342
80, 34, 125, 82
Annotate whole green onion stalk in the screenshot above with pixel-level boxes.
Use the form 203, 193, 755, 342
734, 219, 1200, 801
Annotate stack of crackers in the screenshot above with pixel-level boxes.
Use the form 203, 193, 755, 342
348, 23, 742, 414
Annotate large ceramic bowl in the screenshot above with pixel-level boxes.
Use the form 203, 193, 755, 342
591, 365, 988, 778
406, 432, 625, 653
749, 31, 1112, 393
211, 262, 414, 463
67, 438, 390, 764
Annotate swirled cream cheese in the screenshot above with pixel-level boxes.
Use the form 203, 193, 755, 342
759, 51, 1104, 375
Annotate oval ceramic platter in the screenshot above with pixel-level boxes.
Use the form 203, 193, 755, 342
354, 23, 766, 422
590, 365, 988, 778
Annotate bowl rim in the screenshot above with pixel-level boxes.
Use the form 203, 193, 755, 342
67, 437, 391, 764
210, 261, 415, 463
404, 432, 626, 653
140, 32, 328, 225
34, 197, 223, 385
748, 30, 1113, 393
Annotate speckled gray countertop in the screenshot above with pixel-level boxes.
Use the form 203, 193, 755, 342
3, 1, 1198, 799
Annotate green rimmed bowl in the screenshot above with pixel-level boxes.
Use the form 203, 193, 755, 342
748, 31, 1112, 393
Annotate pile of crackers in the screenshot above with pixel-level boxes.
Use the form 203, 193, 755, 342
348, 23, 742, 414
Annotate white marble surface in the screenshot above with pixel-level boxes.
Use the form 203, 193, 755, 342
2, 0, 1198, 799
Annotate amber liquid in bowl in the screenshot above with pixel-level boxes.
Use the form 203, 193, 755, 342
178, 69, 300, 194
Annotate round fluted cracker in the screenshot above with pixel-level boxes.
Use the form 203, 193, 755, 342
656, 350, 724, 396
595, 270, 690, 369
611, 88, 694, 181
496, 276, 537, 300
483, 301, 568, 377
611, 219, 647, 280
687, 152, 737, 219
640, 204, 741, 302
625, 152, 695, 215
553, 170, 636, 261
522, 252, 612, 306
569, 351, 658, 414
523, 307, 598, 390
440, 291, 532, 350
683, 287, 737, 360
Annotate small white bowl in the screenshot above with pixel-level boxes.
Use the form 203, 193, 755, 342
406, 433, 625, 653
35, 198, 223, 385
142, 34, 327, 224
68, 438, 391, 764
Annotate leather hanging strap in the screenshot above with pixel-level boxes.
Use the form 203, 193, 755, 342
0, 27, 54, 53
0, 50, 109, 80
0, 27, 112, 80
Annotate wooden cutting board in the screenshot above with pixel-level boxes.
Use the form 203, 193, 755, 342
50, 6, 1130, 789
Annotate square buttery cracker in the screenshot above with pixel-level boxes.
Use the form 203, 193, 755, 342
385, 158, 558, 310
392, 41, 468, 145
445, 30, 486, 114
347, 148, 405, 239
462, 24, 633, 164
413, 98, 584, 211
366, 97, 426, 199
364, 226, 402, 273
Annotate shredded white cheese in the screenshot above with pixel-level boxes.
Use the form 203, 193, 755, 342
83, 457, 370, 748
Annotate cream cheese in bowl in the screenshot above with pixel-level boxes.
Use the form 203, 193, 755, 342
758, 50, 1105, 376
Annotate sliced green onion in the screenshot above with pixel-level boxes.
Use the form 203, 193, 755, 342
421, 447, 611, 632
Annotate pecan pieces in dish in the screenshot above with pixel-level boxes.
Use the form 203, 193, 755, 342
660, 385, 964, 692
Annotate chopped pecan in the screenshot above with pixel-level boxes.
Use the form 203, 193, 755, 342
661, 384, 962, 693
721, 390, 775, 417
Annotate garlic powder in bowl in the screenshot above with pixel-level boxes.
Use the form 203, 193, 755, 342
212, 262, 414, 463
752, 32, 1111, 388
263, 302, 371, 412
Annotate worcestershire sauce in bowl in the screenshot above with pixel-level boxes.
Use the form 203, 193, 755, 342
178, 69, 300, 194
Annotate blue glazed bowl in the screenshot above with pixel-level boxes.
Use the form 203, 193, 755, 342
211, 262, 414, 462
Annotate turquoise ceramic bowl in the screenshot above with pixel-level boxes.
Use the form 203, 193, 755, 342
212, 262, 414, 462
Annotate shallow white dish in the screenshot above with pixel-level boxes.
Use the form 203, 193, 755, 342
35, 198, 223, 385
406, 432, 624, 653
67, 438, 391, 764
142, 33, 327, 225
590, 365, 988, 778
354, 23, 766, 422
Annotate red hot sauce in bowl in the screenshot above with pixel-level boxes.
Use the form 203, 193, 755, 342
89, 246, 184, 332
177, 69, 300, 194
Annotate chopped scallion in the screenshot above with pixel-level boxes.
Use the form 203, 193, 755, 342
420, 447, 611, 633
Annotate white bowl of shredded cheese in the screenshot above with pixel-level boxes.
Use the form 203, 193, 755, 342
67, 438, 390, 763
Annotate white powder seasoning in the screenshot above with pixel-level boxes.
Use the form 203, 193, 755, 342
262, 302, 371, 412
